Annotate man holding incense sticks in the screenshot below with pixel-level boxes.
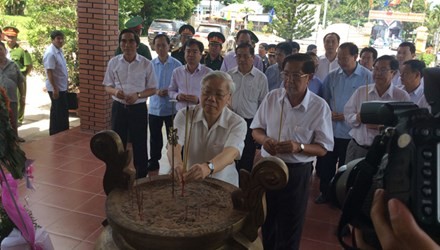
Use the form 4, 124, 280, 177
167, 71, 247, 187
251, 54, 333, 250
103, 29, 157, 179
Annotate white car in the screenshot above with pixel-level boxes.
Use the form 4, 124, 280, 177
193, 23, 233, 53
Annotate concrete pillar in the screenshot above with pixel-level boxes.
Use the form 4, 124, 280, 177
415, 26, 428, 54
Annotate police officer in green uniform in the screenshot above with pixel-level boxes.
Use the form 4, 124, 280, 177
201, 32, 225, 71
3, 27, 32, 129
115, 16, 152, 60
171, 24, 195, 65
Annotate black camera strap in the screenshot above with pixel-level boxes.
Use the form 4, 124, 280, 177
337, 134, 390, 249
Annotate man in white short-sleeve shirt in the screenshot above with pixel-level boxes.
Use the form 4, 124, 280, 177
251, 53, 334, 250
103, 29, 157, 178
228, 43, 268, 173
168, 71, 247, 187
344, 55, 410, 164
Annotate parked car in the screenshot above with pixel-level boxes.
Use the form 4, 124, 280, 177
193, 23, 234, 53
148, 19, 185, 50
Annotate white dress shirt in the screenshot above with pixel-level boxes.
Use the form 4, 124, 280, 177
174, 105, 247, 186
43, 43, 68, 91
228, 66, 268, 119
315, 55, 339, 81
344, 83, 411, 146
168, 64, 212, 110
103, 54, 157, 105
251, 88, 334, 163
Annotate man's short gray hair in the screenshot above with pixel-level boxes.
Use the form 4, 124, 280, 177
201, 71, 236, 94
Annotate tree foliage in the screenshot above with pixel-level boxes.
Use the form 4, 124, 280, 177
270, 0, 316, 40
119, 0, 199, 28
26, 0, 78, 88
0, 0, 26, 15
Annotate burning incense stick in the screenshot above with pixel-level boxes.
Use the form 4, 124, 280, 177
278, 98, 284, 142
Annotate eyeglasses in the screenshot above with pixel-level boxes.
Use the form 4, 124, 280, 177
201, 89, 229, 99
373, 68, 393, 74
282, 71, 308, 80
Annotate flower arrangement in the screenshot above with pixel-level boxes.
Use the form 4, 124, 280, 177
0, 87, 52, 249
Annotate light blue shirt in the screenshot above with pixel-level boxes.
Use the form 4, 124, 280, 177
308, 76, 323, 97
265, 63, 282, 91
322, 63, 373, 139
149, 56, 182, 116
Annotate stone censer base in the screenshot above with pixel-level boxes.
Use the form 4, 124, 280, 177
91, 130, 288, 250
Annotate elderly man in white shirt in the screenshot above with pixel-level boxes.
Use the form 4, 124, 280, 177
251, 53, 334, 250
168, 71, 247, 187
344, 55, 410, 164
103, 29, 157, 178
228, 43, 268, 173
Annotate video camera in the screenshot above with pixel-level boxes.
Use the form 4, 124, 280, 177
329, 67, 440, 249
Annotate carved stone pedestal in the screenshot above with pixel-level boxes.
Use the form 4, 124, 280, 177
91, 130, 288, 250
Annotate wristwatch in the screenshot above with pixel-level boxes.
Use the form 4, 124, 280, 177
206, 161, 215, 176
299, 143, 305, 153
137, 92, 141, 98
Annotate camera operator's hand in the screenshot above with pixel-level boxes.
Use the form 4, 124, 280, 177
371, 189, 440, 250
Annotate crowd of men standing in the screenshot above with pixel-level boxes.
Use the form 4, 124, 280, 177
1, 16, 432, 249
102, 16, 431, 250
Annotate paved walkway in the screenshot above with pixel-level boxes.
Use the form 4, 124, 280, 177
18, 73, 80, 142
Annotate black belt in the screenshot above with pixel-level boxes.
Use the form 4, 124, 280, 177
113, 100, 146, 107
352, 138, 370, 150
285, 162, 312, 168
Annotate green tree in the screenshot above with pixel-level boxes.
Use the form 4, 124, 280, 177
0, 0, 26, 15
26, 0, 78, 89
426, 5, 440, 50
119, 0, 144, 29
119, 0, 199, 27
270, 1, 315, 40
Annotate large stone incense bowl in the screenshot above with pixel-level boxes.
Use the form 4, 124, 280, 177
91, 130, 288, 250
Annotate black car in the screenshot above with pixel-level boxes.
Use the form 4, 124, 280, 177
148, 19, 185, 50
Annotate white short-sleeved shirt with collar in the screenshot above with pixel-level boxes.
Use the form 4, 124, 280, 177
103, 54, 157, 105
228, 66, 269, 119
174, 105, 247, 187
344, 83, 411, 146
251, 88, 334, 164
43, 43, 68, 91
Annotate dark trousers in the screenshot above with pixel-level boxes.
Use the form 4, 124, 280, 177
316, 138, 350, 196
17, 76, 27, 124
112, 101, 148, 178
148, 114, 173, 171
262, 162, 313, 250
48, 91, 69, 136
236, 118, 256, 173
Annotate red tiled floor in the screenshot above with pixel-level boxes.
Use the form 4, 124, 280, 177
15, 127, 346, 249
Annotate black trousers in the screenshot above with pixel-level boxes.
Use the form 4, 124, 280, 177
48, 91, 69, 136
111, 101, 148, 178
236, 118, 256, 173
316, 138, 350, 196
148, 114, 173, 171
262, 162, 313, 250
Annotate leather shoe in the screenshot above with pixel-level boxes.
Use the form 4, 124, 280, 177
314, 193, 328, 204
